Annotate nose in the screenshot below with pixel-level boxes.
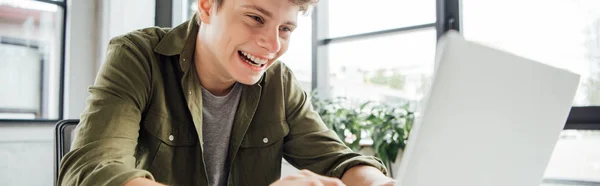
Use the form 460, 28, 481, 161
257, 29, 281, 53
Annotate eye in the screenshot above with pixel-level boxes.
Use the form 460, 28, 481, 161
280, 26, 293, 32
279, 26, 294, 38
248, 15, 264, 24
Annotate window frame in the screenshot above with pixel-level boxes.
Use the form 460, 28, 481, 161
565, 106, 600, 130
0, 0, 68, 122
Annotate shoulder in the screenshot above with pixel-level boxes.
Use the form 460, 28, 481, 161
264, 61, 306, 97
107, 27, 171, 53
265, 61, 296, 83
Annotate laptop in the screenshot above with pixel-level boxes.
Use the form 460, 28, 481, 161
394, 30, 580, 186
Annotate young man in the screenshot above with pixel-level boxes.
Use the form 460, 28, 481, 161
58, 0, 395, 185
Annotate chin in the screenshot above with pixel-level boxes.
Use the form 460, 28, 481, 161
235, 75, 264, 85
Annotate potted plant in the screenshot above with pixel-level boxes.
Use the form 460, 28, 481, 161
367, 104, 414, 177
311, 92, 414, 177
311, 93, 371, 151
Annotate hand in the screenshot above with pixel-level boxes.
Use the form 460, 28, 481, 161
270, 170, 346, 186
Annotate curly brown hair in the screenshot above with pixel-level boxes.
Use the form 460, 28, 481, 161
214, 0, 318, 13
196, 0, 318, 25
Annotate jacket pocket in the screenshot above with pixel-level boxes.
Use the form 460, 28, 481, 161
141, 112, 199, 185
142, 112, 197, 146
240, 119, 289, 148
236, 120, 289, 185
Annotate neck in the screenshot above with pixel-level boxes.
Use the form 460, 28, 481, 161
195, 31, 236, 96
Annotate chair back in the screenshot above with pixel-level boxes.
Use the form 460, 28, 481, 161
54, 119, 79, 185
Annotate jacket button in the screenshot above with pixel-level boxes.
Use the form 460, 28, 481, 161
169, 135, 174, 141
263, 138, 268, 143
182, 58, 186, 62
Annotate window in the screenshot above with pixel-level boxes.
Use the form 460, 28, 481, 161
327, 28, 436, 105
318, 0, 437, 108
327, 0, 435, 38
462, 0, 600, 184
463, 0, 600, 106
0, 0, 66, 120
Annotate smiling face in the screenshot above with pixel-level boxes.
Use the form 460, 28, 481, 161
196, 0, 301, 85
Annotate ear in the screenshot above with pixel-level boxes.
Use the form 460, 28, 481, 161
197, 0, 214, 24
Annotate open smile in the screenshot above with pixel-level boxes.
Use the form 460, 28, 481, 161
237, 50, 270, 71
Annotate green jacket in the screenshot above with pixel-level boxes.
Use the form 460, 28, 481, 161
58, 14, 386, 186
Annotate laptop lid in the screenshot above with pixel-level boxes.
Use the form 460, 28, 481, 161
395, 30, 580, 186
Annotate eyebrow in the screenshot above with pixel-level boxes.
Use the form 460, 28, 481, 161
241, 5, 273, 19
284, 20, 297, 28
241, 4, 297, 27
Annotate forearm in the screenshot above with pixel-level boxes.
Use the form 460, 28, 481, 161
341, 165, 394, 186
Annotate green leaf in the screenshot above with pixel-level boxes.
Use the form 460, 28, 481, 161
388, 143, 400, 163
310, 93, 414, 167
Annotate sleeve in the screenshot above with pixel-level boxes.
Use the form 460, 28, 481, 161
280, 65, 389, 178
57, 35, 155, 186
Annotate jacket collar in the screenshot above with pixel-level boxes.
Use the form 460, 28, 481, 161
153, 13, 199, 56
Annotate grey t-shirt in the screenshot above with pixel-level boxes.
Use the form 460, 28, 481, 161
201, 82, 242, 186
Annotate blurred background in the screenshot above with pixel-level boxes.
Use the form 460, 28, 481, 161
0, 0, 599, 185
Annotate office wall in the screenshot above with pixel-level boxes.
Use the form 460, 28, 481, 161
0, 121, 54, 186
0, 0, 155, 185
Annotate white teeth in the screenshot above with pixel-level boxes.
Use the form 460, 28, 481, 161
240, 51, 267, 65
247, 61, 260, 67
